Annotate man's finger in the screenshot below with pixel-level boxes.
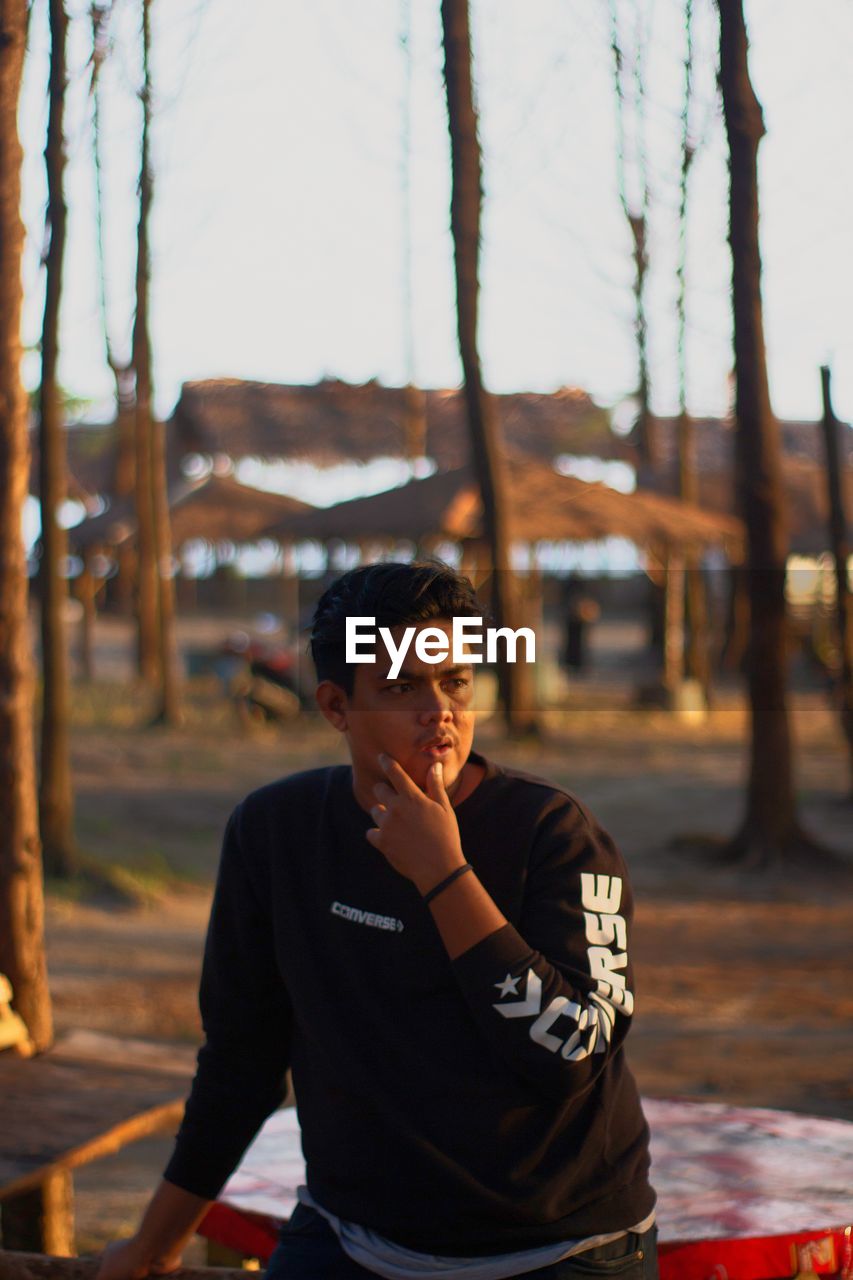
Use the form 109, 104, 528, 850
378, 753, 420, 797
372, 781, 396, 806
370, 804, 388, 825
425, 761, 451, 809
365, 827, 383, 848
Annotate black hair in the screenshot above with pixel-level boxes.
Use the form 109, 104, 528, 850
310, 560, 485, 693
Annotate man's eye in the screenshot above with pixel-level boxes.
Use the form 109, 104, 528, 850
385, 682, 413, 694
446, 677, 470, 691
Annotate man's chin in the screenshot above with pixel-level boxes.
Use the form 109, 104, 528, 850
407, 754, 461, 793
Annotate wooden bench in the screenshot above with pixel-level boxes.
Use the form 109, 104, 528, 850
0, 1031, 194, 1256
0, 1254, 246, 1280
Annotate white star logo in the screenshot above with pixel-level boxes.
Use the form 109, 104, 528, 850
494, 973, 520, 999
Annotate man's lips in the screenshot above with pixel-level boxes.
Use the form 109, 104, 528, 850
420, 738, 455, 757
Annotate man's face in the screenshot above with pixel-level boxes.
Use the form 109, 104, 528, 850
329, 618, 476, 797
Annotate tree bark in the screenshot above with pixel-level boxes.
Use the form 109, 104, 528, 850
139, 2, 180, 725
133, 0, 180, 722
675, 0, 711, 697
609, 0, 657, 473
440, 0, 534, 735
399, 1, 426, 471
132, 321, 159, 688
150, 414, 181, 724
90, 1, 136, 498
0, 0, 54, 1051
629, 210, 654, 471
37, 0, 77, 878
718, 0, 804, 861
819, 365, 853, 796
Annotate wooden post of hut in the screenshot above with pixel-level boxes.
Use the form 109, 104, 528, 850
113, 541, 136, 616
1, 1169, 75, 1256
524, 560, 546, 705
663, 548, 686, 694
819, 365, 853, 794
281, 542, 301, 699
403, 383, 427, 470
75, 550, 97, 682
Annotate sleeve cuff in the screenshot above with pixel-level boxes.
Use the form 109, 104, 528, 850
162, 1150, 232, 1202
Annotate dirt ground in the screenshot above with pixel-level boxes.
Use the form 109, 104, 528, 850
39, 615, 853, 1256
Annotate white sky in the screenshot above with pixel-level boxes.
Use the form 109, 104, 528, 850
17, 0, 853, 432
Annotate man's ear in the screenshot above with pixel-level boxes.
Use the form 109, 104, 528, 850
315, 680, 349, 732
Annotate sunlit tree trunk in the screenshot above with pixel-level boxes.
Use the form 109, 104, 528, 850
131, 0, 178, 721
137, 0, 180, 724
675, 0, 710, 697
38, 0, 77, 878
151, 417, 181, 724
718, 0, 808, 862
440, 0, 534, 735
91, 1, 136, 503
0, 0, 54, 1050
399, 0, 427, 470
609, 0, 657, 473
133, 290, 159, 691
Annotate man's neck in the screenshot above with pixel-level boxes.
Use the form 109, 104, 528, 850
446, 757, 485, 808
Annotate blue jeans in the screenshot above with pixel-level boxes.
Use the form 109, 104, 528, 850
265, 1203, 659, 1279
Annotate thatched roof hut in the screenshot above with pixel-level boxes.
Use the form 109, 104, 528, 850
28, 420, 121, 503
169, 378, 620, 470
263, 461, 745, 558
68, 473, 311, 553
658, 458, 850, 557
641, 416, 853, 554
26, 380, 617, 502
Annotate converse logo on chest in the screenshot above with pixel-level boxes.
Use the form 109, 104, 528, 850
330, 900, 405, 932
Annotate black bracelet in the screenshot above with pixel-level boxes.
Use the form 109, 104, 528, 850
423, 863, 473, 905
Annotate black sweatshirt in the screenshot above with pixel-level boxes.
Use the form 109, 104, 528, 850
163, 753, 655, 1256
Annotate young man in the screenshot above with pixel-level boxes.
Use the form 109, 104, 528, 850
98, 562, 657, 1280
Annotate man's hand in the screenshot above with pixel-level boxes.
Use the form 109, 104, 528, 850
366, 754, 465, 896
94, 1180, 209, 1280
95, 1236, 182, 1280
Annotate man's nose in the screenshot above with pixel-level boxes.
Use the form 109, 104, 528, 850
418, 684, 453, 723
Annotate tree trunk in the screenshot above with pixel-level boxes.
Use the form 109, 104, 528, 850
609, 0, 657, 473
137, 3, 180, 725
90, 1, 135, 498
133, 371, 159, 688
132, 0, 171, 704
399, 1, 426, 472
151, 416, 181, 725
819, 365, 853, 796
676, 409, 711, 701
37, 0, 77, 879
675, 0, 711, 697
440, 0, 534, 735
0, 0, 54, 1051
718, 0, 805, 861
629, 210, 655, 472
